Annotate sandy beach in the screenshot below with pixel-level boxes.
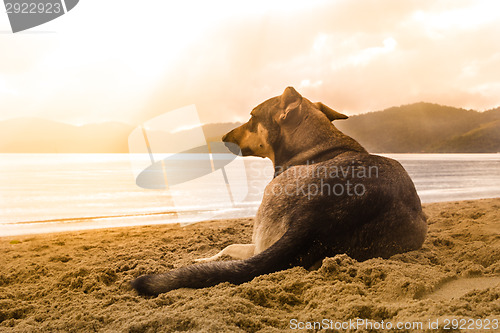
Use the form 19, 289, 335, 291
0, 198, 499, 332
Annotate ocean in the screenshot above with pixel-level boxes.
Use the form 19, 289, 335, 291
0, 153, 499, 236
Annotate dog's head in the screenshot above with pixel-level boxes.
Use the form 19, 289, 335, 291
222, 87, 348, 161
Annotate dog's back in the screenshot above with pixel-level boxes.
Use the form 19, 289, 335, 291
255, 151, 426, 263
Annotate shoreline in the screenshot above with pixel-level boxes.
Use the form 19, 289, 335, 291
2, 195, 499, 238
1, 198, 499, 331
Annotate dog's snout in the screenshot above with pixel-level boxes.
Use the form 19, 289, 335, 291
224, 141, 241, 155
220, 130, 241, 155
222, 129, 236, 143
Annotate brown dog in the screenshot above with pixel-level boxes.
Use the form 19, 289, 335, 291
131, 87, 427, 296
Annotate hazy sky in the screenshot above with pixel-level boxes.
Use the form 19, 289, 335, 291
1, 0, 500, 126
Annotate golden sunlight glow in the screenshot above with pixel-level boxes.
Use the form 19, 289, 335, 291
412, 2, 500, 39
0, 0, 499, 126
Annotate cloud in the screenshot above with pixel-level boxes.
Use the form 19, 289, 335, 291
1, 0, 499, 125
330, 37, 398, 70
139, 0, 500, 125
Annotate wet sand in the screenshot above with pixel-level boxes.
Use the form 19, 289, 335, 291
1, 198, 499, 332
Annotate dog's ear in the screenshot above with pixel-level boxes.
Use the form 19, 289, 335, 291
314, 102, 348, 121
279, 87, 303, 125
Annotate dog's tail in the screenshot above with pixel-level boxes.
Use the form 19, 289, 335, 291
131, 228, 319, 296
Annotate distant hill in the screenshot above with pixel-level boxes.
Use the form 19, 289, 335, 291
0, 103, 499, 153
428, 119, 500, 153
336, 103, 500, 153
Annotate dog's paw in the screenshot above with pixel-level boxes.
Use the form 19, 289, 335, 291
194, 257, 214, 263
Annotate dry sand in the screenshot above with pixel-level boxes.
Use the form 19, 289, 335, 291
0, 198, 499, 332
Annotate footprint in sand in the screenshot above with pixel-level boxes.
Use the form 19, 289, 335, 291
426, 276, 500, 301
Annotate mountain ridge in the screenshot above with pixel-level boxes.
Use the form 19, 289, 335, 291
335, 102, 500, 153
0, 103, 499, 153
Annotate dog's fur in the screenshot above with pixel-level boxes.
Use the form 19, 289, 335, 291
131, 87, 427, 296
